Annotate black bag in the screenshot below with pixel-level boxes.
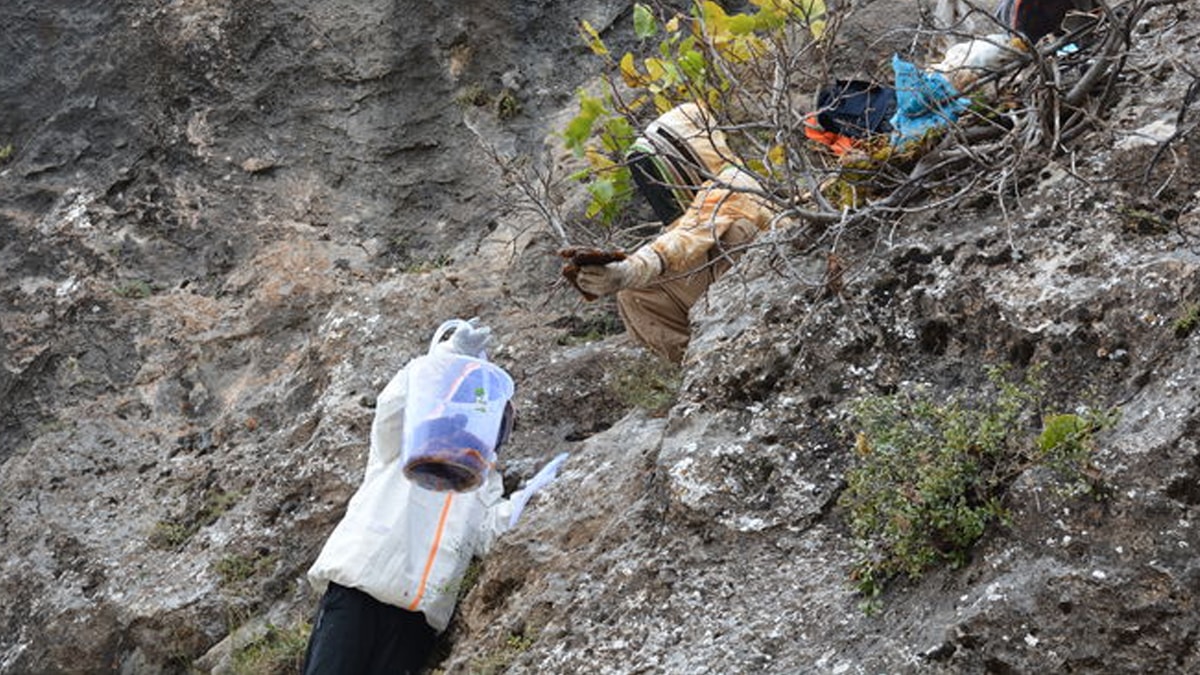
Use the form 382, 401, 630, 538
815, 80, 897, 140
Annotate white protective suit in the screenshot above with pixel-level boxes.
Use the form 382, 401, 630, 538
307, 337, 558, 632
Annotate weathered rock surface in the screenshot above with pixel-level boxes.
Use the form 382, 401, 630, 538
2, 0, 1199, 673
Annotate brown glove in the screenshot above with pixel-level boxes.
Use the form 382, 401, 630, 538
560, 247, 662, 300
560, 248, 625, 301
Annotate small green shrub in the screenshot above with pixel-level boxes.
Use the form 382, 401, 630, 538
1119, 205, 1171, 234
455, 84, 490, 108
34, 417, 72, 436
610, 355, 681, 414
148, 521, 193, 550
385, 229, 453, 273
452, 85, 520, 119
114, 279, 153, 299
147, 488, 241, 550
231, 621, 310, 675
468, 628, 538, 675
504, 632, 534, 652
495, 89, 521, 120
431, 556, 484, 601
196, 489, 241, 525
1173, 302, 1199, 338
553, 313, 625, 346
214, 551, 275, 586
403, 253, 452, 273
839, 365, 1115, 610
555, 328, 608, 346
456, 558, 484, 601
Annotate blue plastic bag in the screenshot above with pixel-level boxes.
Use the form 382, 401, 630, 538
889, 55, 971, 147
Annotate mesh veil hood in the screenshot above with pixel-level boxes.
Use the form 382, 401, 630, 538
627, 103, 734, 225
645, 102, 732, 174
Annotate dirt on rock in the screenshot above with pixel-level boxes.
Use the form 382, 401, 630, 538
3, 0, 1200, 673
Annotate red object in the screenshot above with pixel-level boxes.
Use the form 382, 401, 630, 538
804, 114, 859, 155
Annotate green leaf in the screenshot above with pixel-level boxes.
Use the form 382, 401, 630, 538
798, 0, 828, 24
1038, 414, 1085, 452
585, 178, 617, 219
588, 177, 616, 203
700, 1, 730, 29
728, 13, 757, 34
600, 116, 635, 154
633, 4, 658, 39
678, 49, 706, 81
580, 20, 609, 56
563, 94, 605, 153
660, 60, 682, 87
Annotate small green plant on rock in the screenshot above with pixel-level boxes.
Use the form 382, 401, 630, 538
148, 521, 193, 550
214, 550, 276, 586
147, 487, 242, 550
114, 279, 153, 299
230, 620, 310, 675
553, 312, 624, 346
455, 557, 484, 601
468, 628, 538, 675
403, 253, 453, 274
1173, 302, 1199, 338
838, 365, 1116, 611
610, 355, 681, 415
454, 84, 491, 108
452, 84, 520, 119
495, 89, 521, 120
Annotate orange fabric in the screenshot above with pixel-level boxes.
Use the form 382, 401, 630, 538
804, 114, 857, 155
429, 360, 481, 417
408, 492, 455, 611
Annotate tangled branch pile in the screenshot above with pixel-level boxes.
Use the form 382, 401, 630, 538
498, 0, 1184, 292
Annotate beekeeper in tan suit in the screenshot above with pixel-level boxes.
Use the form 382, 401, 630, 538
573, 103, 777, 364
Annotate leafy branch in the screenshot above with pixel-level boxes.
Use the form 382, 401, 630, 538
490, 0, 1177, 306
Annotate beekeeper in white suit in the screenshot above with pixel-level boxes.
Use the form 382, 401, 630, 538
303, 318, 567, 675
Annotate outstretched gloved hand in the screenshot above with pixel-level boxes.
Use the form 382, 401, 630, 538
509, 452, 569, 527
446, 317, 492, 357
575, 248, 662, 297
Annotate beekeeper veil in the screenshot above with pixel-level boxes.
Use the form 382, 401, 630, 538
625, 103, 733, 226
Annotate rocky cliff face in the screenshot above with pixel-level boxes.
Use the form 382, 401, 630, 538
2, 0, 1199, 673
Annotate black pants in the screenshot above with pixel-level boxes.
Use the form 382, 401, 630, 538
302, 582, 437, 675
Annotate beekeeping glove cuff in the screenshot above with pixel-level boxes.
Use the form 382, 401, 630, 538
575, 248, 662, 297
508, 452, 569, 527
